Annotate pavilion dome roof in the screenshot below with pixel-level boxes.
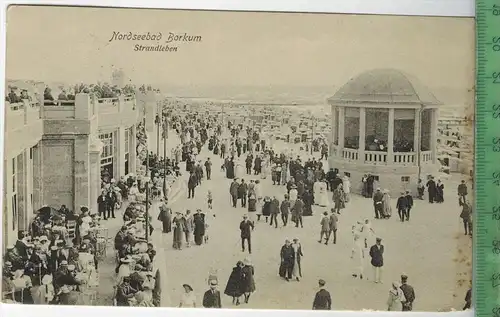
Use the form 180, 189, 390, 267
328, 68, 442, 106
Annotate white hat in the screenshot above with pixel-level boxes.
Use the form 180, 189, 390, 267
42, 274, 53, 285
67, 264, 76, 271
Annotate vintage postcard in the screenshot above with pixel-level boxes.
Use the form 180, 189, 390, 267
2, 5, 474, 312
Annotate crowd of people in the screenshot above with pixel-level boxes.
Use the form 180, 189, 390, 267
2, 205, 102, 305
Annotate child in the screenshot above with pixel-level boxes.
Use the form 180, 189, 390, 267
207, 190, 213, 209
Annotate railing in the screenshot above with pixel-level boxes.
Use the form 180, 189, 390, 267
421, 151, 432, 162
43, 104, 76, 119
364, 151, 388, 164
393, 152, 416, 164
44, 100, 76, 106
5, 100, 42, 131
342, 148, 359, 161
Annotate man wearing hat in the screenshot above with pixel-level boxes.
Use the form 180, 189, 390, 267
373, 188, 384, 219
202, 279, 222, 308
396, 192, 409, 222
240, 214, 254, 254
404, 190, 414, 221
400, 274, 416, 311
5, 245, 24, 270
312, 279, 332, 310
369, 237, 384, 283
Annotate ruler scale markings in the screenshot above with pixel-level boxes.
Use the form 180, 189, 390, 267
476, 0, 500, 316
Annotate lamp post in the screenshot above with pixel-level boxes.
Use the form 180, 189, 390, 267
162, 114, 169, 200
143, 107, 151, 243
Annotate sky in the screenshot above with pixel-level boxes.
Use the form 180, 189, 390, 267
6, 6, 475, 94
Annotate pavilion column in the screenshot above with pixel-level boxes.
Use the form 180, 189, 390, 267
387, 108, 395, 163
414, 108, 421, 159
330, 105, 338, 147
338, 107, 345, 154
431, 108, 439, 164
358, 107, 366, 163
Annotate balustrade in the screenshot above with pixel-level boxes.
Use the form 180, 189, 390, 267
393, 152, 416, 164
341, 148, 359, 161
364, 151, 387, 164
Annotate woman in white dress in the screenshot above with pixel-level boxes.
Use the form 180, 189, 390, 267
314, 181, 329, 207
291, 239, 303, 281
116, 257, 132, 286
289, 185, 298, 203
179, 284, 196, 308
261, 158, 269, 179
235, 163, 244, 179
382, 189, 393, 219
254, 180, 263, 219
129, 183, 140, 202
342, 176, 352, 203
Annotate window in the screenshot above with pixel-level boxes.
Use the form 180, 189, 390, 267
372, 175, 380, 181
401, 176, 410, 182
344, 172, 351, 177
124, 128, 130, 154
99, 132, 114, 166
12, 195, 17, 230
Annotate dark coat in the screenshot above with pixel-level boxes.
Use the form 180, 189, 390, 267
396, 196, 409, 210
369, 244, 384, 267
224, 266, 244, 297
241, 265, 256, 293
270, 199, 280, 214
312, 289, 332, 310
405, 194, 414, 208
202, 289, 222, 308
239, 220, 254, 238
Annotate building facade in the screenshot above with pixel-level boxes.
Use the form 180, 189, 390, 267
3, 90, 159, 248
328, 69, 441, 195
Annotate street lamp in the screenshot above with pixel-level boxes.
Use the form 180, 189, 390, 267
162, 114, 169, 200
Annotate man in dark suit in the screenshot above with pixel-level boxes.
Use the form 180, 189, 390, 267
396, 192, 409, 222
312, 279, 332, 310
372, 188, 384, 219
203, 280, 222, 308
400, 274, 416, 311
370, 238, 384, 283
404, 190, 414, 221
426, 176, 437, 203
238, 179, 248, 208
97, 191, 107, 220
240, 215, 254, 254
105, 189, 117, 219
230, 179, 239, 208
369, 237, 384, 283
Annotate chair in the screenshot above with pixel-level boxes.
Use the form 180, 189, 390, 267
67, 220, 77, 239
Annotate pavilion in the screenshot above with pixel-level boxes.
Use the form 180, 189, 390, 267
327, 68, 441, 195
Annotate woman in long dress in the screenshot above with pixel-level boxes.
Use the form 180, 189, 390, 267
260, 158, 269, 179
381, 189, 392, 219
281, 161, 289, 185
254, 180, 263, 220
387, 282, 405, 311
314, 181, 329, 207
172, 212, 185, 250
291, 239, 303, 281
342, 176, 352, 203
241, 258, 256, 304
179, 284, 197, 308
224, 261, 244, 305
332, 184, 346, 214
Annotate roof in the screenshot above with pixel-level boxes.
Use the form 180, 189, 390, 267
328, 69, 442, 106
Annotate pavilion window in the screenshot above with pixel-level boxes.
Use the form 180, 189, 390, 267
344, 108, 360, 149
420, 109, 432, 151
394, 109, 415, 152
365, 109, 389, 152
401, 176, 410, 182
